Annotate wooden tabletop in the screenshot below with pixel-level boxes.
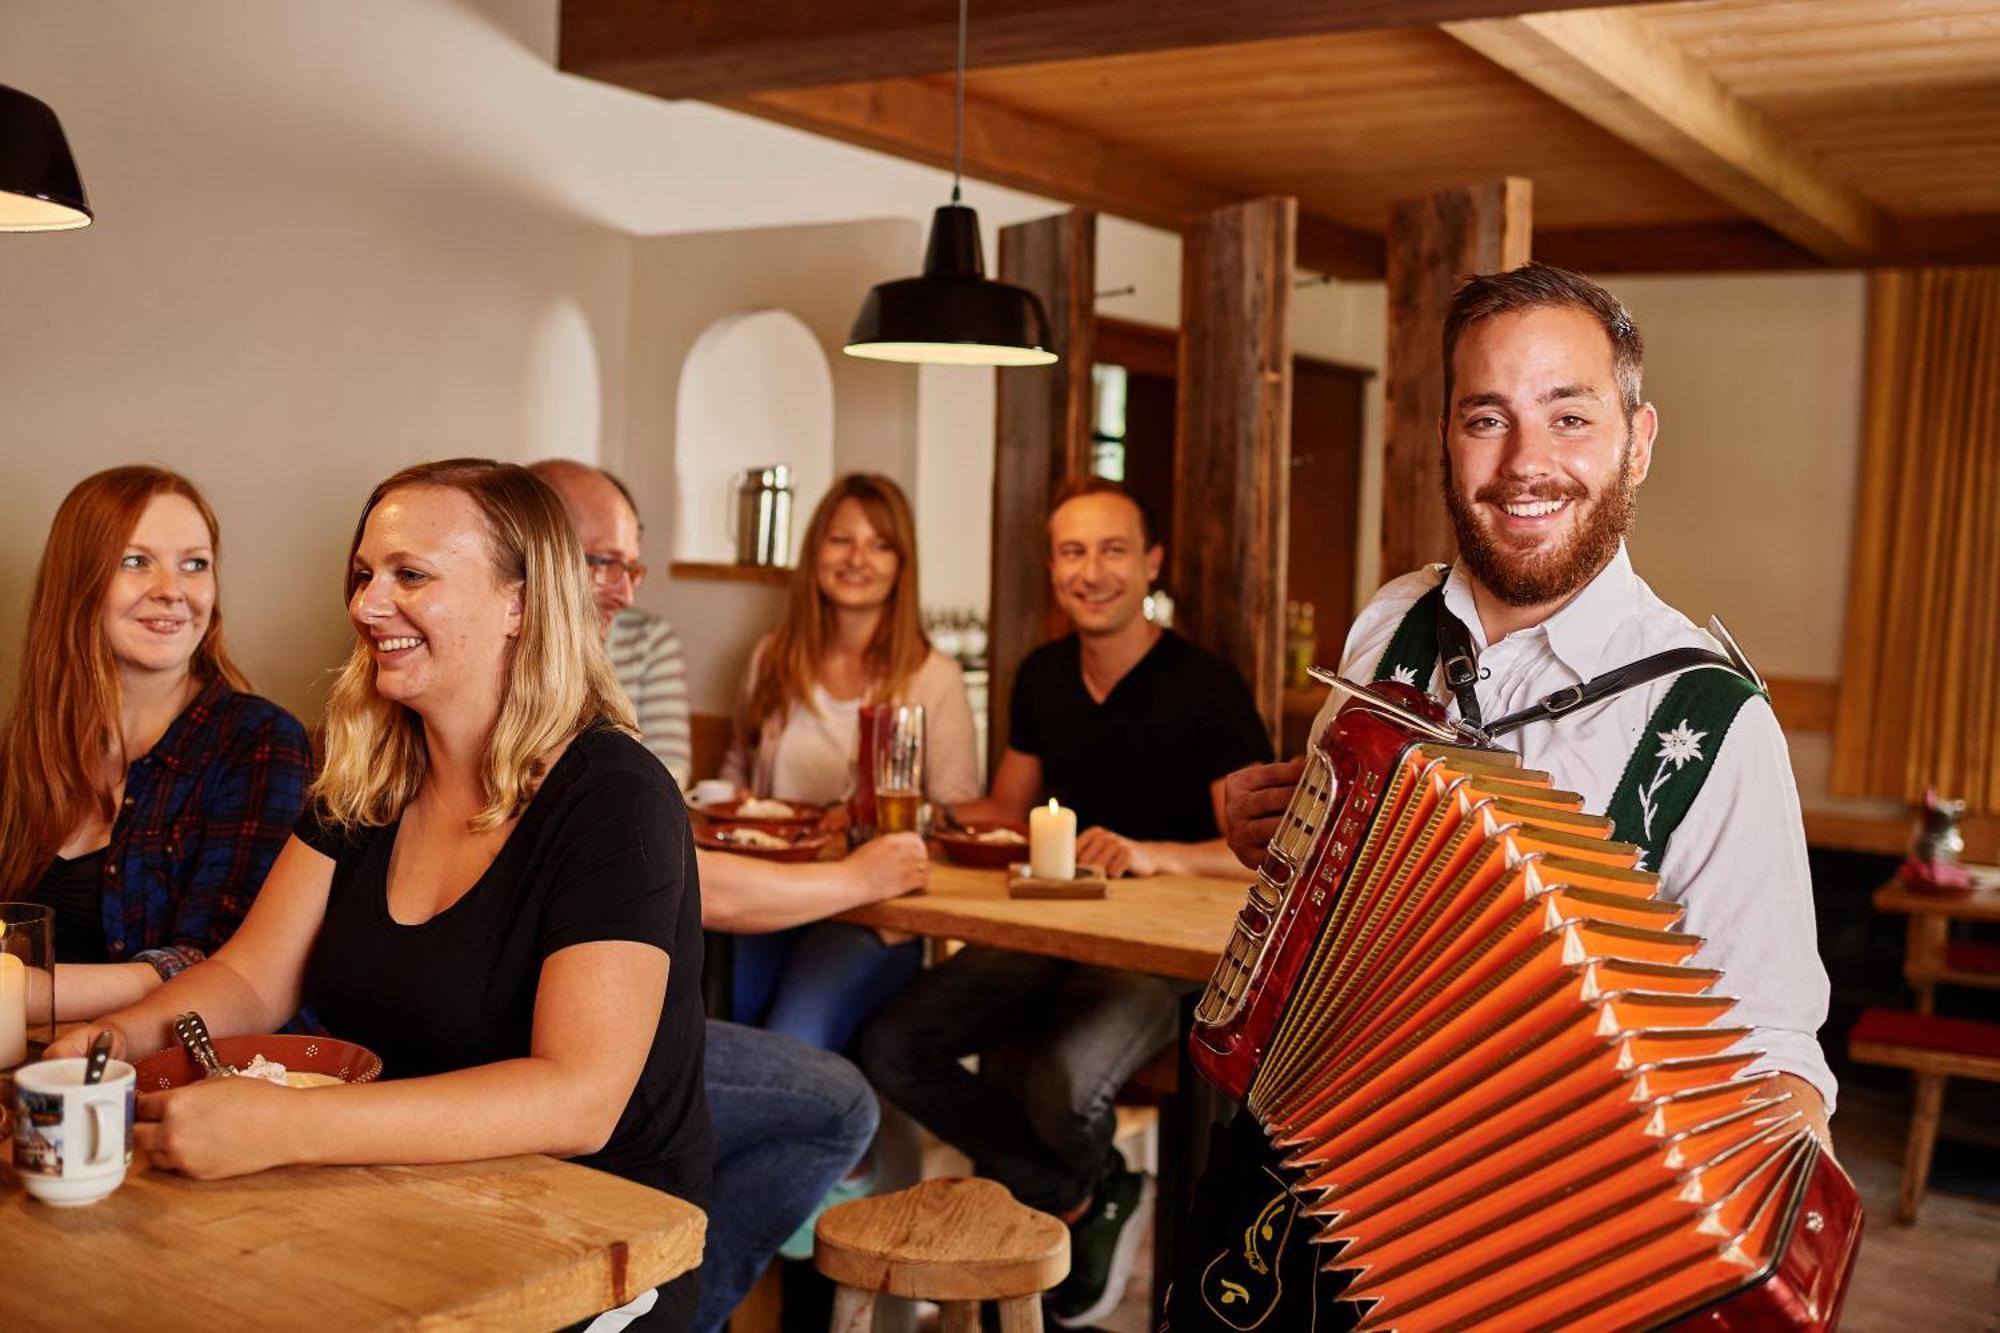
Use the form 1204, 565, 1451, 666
0, 1144, 705, 1331
1872, 867, 2000, 921
838, 861, 1249, 982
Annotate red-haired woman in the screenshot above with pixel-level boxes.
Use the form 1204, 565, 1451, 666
721, 473, 977, 1051
0, 467, 312, 1021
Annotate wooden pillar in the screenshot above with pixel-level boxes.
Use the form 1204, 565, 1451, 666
1380, 178, 1533, 579
1172, 196, 1296, 741
990, 209, 1095, 776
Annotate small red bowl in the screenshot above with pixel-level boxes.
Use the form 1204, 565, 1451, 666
133, 1033, 383, 1092
695, 822, 833, 863
688, 798, 825, 835
934, 822, 1032, 869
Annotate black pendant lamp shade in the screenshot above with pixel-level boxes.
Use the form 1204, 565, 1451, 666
845, 203, 1057, 366
0, 83, 91, 231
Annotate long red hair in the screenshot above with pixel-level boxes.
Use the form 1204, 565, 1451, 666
746, 474, 931, 734
0, 467, 248, 896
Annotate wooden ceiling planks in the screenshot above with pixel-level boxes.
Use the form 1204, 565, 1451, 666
961, 27, 1732, 231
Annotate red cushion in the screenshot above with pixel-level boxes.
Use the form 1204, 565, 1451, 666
1850, 1008, 2000, 1062
1945, 940, 2000, 975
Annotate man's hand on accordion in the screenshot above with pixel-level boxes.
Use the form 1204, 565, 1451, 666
1222, 756, 1306, 869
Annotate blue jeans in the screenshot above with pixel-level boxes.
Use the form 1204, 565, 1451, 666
857, 946, 1180, 1215
730, 921, 922, 1052
696, 1020, 878, 1333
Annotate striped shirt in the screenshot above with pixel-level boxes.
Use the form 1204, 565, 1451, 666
608, 608, 692, 791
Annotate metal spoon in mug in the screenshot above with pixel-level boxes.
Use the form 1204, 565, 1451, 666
83, 1028, 115, 1085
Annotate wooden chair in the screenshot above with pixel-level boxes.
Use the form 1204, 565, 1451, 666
1848, 1007, 2000, 1223
814, 1177, 1069, 1332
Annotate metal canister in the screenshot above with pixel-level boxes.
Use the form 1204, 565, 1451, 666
732, 465, 794, 566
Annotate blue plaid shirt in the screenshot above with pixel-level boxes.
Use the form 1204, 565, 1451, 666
100, 677, 312, 979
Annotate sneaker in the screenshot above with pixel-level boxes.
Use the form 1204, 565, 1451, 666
1048, 1163, 1155, 1328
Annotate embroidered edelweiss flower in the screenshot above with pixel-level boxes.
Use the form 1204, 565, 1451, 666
1655, 720, 1708, 770
1390, 665, 1419, 687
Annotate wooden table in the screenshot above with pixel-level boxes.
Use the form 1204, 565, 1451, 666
841, 859, 1248, 1321
0, 1143, 705, 1331
1872, 867, 2000, 1012
840, 860, 1246, 982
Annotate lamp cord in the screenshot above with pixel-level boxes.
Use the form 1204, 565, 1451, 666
952, 0, 966, 204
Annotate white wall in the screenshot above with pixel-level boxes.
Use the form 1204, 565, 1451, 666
0, 0, 1089, 720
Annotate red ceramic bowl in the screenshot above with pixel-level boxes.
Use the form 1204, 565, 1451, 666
934, 822, 1032, 869
688, 798, 825, 835
133, 1033, 383, 1092
694, 823, 833, 864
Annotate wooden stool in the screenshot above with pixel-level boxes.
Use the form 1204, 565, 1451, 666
1849, 1007, 2000, 1223
814, 1177, 1070, 1332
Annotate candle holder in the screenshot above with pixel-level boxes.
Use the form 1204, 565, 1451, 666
0, 903, 55, 1072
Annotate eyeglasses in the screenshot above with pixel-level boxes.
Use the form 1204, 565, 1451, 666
584, 553, 647, 587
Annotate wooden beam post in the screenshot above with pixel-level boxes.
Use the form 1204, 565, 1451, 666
988, 209, 1096, 777
1172, 196, 1297, 742
1380, 178, 1532, 581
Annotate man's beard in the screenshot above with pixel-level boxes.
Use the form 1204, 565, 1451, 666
1444, 441, 1637, 608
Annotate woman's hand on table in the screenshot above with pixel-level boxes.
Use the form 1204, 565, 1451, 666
843, 832, 929, 902
44, 1023, 127, 1063
136, 1078, 303, 1179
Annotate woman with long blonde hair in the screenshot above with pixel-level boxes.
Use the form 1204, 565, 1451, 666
0, 466, 310, 1020
720, 473, 977, 1053
52, 460, 709, 1331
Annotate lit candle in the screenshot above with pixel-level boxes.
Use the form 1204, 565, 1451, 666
1028, 798, 1077, 881
0, 952, 25, 1069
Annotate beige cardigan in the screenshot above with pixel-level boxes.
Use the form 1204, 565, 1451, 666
720, 638, 982, 806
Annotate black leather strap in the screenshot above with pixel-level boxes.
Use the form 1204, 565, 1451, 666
1433, 588, 1745, 740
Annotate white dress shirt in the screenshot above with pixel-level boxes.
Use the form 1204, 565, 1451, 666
1315, 544, 1836, 1111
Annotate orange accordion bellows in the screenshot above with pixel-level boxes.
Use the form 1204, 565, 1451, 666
1190, 681, 1862, 1332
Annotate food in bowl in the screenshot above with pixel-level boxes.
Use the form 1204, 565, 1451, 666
974, 828, 1028, 845
735, 797, 798, 820
713, 826, 793, 851
236, 1054, 344, 1088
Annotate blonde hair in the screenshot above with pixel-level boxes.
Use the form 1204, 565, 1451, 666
313, 459, 635, 833
746, 473, 931, 735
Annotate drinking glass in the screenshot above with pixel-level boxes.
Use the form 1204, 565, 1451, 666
0, 902, 55, 1072
873, 705, 926, 835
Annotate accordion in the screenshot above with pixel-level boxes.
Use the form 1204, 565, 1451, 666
1188, 677, 1861, 1332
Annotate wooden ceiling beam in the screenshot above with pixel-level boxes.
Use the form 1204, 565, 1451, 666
561, 0, 1666, 101
1443, 9, 1891, 264
725, 81, 1385, 278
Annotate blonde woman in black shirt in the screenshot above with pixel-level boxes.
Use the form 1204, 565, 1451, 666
50, 459, 708, 1331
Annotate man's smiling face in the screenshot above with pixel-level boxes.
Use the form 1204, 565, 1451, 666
1443, 304, 1657, 609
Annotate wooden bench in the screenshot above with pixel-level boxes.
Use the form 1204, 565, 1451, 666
1848, 1008, 2000, 1223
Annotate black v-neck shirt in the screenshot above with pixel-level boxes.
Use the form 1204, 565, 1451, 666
295, 725, 709, 1208
1008, 630, 1273, 842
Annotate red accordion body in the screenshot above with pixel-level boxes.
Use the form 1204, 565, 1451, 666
1190, 682, 1862, 1332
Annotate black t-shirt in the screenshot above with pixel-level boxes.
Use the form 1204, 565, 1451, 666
32, 848, 109, 964
295, 725, 710, 1209
1008, 630, 1273, 842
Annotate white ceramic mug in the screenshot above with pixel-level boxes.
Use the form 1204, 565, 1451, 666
12, 1057, 134, 1206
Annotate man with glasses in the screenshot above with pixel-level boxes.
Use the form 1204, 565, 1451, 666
531, 459, 691, 790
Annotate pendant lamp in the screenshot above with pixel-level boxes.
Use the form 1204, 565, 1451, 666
0, 83, 92, 232
844, 0, 1055, 367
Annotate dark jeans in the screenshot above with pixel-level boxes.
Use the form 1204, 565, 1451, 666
856, 945, 1179, 1215
732, 921, 923, 1052
696, 1020, 879, 1333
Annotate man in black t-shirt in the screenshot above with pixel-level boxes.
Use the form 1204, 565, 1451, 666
860, 479, 1271, 1328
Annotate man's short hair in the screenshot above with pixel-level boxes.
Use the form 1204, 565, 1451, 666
1442, 262, 1645, 416
525, 458, 643, 529
1048, 475, 1160, 550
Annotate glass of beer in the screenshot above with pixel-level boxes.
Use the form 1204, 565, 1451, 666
873, 704, 926, 834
